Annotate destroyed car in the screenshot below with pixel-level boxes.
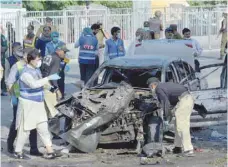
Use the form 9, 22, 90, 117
49, 54, 227, 153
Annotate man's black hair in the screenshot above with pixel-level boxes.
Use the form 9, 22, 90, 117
43, 26, 51, 31
111, 27, 121, 35
27, 49, 40, 63
91, 24, 100, 30
182, 28, 190, 35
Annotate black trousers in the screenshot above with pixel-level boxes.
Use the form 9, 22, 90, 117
79, 63, 97, 84
7, 104, 38, 151
57, 70, 65, 99
1, 62, 7, 92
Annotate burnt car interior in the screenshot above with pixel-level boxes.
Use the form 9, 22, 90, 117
89, 67, 162, 89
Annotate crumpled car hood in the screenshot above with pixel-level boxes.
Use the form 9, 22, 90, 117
49, 82, 135, 153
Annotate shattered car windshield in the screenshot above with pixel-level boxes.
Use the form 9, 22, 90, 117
88, 66, 162, 89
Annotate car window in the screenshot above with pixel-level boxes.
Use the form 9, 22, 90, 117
87, 68, 107, 87
166, 65, 177, 83
174, 61, 195, 83
174, 61, 188, 82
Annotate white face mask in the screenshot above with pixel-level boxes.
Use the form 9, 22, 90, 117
117, 33, 121, 38
136, 35, 141, 40
36, 60, 42, 68
144, 27, 150, 31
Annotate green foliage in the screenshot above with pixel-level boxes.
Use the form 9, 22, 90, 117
23, 0, 133, 11
96, 1, 133, 8
188, 0, 227, 6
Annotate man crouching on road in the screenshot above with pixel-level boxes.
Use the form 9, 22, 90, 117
148, 78, 194, 157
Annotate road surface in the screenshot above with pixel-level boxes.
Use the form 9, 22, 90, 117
1, 50, 227, 167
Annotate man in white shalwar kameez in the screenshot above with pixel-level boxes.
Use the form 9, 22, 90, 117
14, 49, 61, 159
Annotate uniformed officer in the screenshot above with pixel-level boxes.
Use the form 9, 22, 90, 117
41, 43, 69, 118
23, 25, 37, 49
104, 27, 125, 61
6, 47, 41, 156
45, 31, 69, 98
75, 27, 99, 85
169, 24, 182, 39
219, 12, 228, 60
148, 78, 194, 157
165, 27, 174, 39
149, 10, 163, 39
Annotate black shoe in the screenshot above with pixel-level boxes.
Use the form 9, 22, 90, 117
1, 92, 8, 96
7, 146, 14, 154
43, 150, 63, 159
30, 150, 43, 156
173, 147, 182, 154
13, 152, 30, 160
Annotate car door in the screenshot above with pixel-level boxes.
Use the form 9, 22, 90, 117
189, 63, 227, 127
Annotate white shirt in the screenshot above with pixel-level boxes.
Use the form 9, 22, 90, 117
126, 39, 142, 56
184, 38, 203, 56
20, 65, 49, 89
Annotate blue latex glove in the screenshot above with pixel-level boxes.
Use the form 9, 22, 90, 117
11, 96, 18, 106
64, 64, 70, 72
48, 73, 61, 80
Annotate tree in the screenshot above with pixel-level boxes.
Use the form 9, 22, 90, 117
23, 0, 133, 11
188, 0, 227, 6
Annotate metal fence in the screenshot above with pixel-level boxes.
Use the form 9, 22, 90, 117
1, 6, 227, 55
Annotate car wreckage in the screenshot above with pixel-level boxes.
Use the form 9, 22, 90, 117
49, 41, 227, 153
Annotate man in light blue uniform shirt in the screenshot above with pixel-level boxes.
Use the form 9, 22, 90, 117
104, 27, 126, 62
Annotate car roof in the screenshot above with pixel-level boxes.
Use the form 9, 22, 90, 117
104, 55, 181, 69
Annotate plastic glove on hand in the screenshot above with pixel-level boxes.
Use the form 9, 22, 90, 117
64, 64, 70, 72
48, 73, 61, 80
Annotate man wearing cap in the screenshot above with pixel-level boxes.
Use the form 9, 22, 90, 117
169, 24, 182, 40
75, 27, 99, 86
6, 47, 42, 156
165, 27, 174, 40
23, 25, 37, 49
41, 43, 69, 118
45, 31, 69, 98
148, 78, 195, 157
36, 17, 57, 38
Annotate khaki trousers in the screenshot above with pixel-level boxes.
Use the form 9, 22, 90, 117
220, 32, 227, 57
174, 93, 194, 152
44, 90, 58, 118
154, 33, 160, 39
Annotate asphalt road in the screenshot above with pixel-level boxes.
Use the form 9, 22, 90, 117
1, 49, 227, 167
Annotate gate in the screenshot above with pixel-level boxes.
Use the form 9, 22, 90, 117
1, 6, 227, 57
